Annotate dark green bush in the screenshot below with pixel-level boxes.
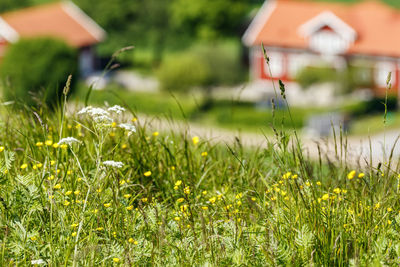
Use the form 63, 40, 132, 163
0, 38, 78, 106
157, 53, 209, 92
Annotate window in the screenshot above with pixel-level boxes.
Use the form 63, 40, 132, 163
310, 31, 348, 55
374, 62, 396, 87
264, 52, 284, 77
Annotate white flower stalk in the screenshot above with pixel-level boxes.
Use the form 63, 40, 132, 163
93, 115, 113, 123
103, 160, 124, 168
119, 123, 136, 133
58, 137, 81, 145
108, 105, 125, 114
77, 106, 112, 122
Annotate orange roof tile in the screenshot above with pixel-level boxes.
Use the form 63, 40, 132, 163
0, 1, 105, 48
244, 0, 400, 58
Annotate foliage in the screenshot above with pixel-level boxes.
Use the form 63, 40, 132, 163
0, 38, 78, 106
157, 53, 209, 93
296, 66, 338, 89
0, 92, 399, 265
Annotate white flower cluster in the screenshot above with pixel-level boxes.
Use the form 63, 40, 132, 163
119, 123, 136, 133
103, 160, 124, 168
108, 105, 125, 114
77, 106, 112, 123
58, 137, 81, 145
31, 259, 46, 265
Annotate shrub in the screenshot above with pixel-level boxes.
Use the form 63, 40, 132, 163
296, 66, 337, 89
157, 53, 209, 92
0, 37, 78, 106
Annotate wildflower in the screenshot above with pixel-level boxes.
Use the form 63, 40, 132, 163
50, 160, 56, 166
44, 140, 52, 146
77, 177, 82, 182
96, 227, 104, 231
175, 180, 182, 186
347, 170, 356, 180
171, 166, 175, 170
53, 184, 61, 190
30, 236, 37, 241
141, 197, 148, 203
60, 144, 68, 149
126, 205, 133, 211
183, 186, 190, 194
177, 198, 184, 203
124, 194, 131, 199
201, 152, 208, 157
152, 131, 159, 137
64, 200, 70, 206
202, 190, 207, 196
387, 207, 393, 212
108, 105, 125, 114
333, 188, 341, 194
144, 171, 152, 177
237, 200, 242, 206
35, 142, 43, 147
119, 123, 136, 133
202, 206, 208, 210
65, 190, 72, 196
282, 172, 291, 179
103, 161, 124, 168
236, 193, 243, 199
358, 173, 365, 178
174, 217, 180, 221
58, 137, 80, 146
291, 174, 298, 179
121, 144, 127, 149
374, 203, 381, 210
209, 197, 216, 204
104, 203, 111, 208
119, 180, 126, 185
322, 193, 329, 201
131, 117, 137, 122
113, 258, 120, 263
20, 163, 28, 169
388, 220, 392, 225
192, 136, 200, 145
74, 190, 80, 195
93, 209, 99, 214
71, 232, 77, 237
71, 223, 79, 228
316, 181, 322, 186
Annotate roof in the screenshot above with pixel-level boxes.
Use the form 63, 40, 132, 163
243, 0, 400, 58
0, 1, 106, 47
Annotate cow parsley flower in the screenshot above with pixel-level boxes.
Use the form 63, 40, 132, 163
108, 105, 125, 114
119, 123, 136, 133
77, 106, 112, 122
103, 160, 124, 168
58, 137, 81, 145
31, 259, 46, 265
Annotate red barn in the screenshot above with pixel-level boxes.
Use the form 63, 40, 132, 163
0, 1, 106, 76
243, 0, 400, 99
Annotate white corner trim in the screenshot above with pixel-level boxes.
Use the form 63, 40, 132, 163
62, 1, 106, 42
242, 0, 277, 46
0, 17, 19, 43
298, 11, 357, 42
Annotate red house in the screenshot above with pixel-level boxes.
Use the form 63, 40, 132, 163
243, 0, 400, 98
0, 1, 106, 76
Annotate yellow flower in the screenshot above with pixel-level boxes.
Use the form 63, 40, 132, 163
183, 186, 190, 194
111, 122, 117, 128
93, 209, 99, 214
53, 184, 61, 190
74, 190, 80, 195
126, 205, 133, 211
121, 144, 127, 149
201, 151, 208, 157
177, 198, 184, 203
45, 140, 53, 146
144, 171, 152, 177
0, 146, 4, 152
30, 236, 37, 241
77, 177, 82, 182
36, 163, 43, 168
358, 173, 365, 178
96, 227, 104, 231
347, 170, 356, 180
388, 220, 392, 225
192, 136, 199, 145
387, 207, 393, 212
124, 194, 131, 199
209, 197, 216, 204
104, 203, 111, 208
131, 117, 137, 122
170, 166, 175, 170
71, 223, 79, 228
322, 193, 329, 201
333, 188, 341, 194
3, 169, 8, 174
152, 131, 159, 137
71, 232, 77, 237
67, 170, 72, 175
202, 190, 207, 196
141, 197, 148, 203
316, 181, 322, 186
236, 193, 243, 199
60, 144, 68, 149
64, 200, 70, 206
128, 238, 138, 244
20, 163, 28, 169
175, 180, 182, 186
112, 258, 120, 263
374, 203, 381, 210
35, 142, 43, 147
119, 180, 126, 185
236, 200, 242, 206
291, 174, 298, 179
202, 206, 208, 210
174, 217, 180, 221
50, 160, 56, 166
52, 143, 59, 148
48, 175, 55, 181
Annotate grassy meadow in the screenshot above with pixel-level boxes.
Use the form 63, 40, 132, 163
0, 80, 400, 266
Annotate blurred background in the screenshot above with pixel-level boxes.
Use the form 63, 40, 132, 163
1, 0, 400, 140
